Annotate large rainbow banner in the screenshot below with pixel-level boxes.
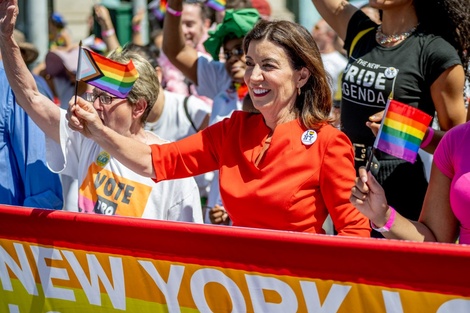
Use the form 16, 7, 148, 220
1, 205, 469, 312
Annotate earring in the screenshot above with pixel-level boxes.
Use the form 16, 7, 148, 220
297, 87, 301, 96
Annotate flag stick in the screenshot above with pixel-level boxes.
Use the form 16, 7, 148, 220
365, 147, 375, 172
73, 40, 83, 105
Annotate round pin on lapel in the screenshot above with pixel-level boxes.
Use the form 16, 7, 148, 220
384, 67, 398, 79
301, 130, 317, 145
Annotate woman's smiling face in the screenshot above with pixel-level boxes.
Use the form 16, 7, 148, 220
244, 39, 302, 113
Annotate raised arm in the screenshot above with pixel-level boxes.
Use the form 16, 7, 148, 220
131, 8, 145, 46
0, 0, 61, 143
94, 4, 121, 52
311, 0, 358, 41
162, 0, 199, 84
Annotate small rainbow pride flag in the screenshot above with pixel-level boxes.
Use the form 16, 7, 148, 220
76, 48, 139, 98
373, 99, 432, 163
207, 0, 226, 11
148, 0, 166, 21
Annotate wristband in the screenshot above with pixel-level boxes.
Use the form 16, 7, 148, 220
370, 206, 396, 233
101, 28, 115, 37
132, 24, 141, 32
420, 127, 434, 149
166, 4, 182, 17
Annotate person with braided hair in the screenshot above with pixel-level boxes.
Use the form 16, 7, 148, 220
311, 0, 470, 237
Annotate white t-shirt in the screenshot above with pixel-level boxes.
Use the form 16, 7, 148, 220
145, 90, 213, 198
144, 90, 210, 141
321, 50, 348, 97
46, 110, 203, 223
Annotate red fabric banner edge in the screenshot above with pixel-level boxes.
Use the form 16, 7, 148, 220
1, 205, 469, 298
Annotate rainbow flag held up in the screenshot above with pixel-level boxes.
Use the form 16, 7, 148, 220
76, 48, 139, 98
206, 0, 226, 11
373, 99, 432, 163
149, 0, 225, 18
148, 0, 166, 21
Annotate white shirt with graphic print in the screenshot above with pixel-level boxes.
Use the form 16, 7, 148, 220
46, 109, 203, 223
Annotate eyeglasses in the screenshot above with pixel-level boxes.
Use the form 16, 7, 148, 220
223, 47, 244, 60
83, 92, 122, 105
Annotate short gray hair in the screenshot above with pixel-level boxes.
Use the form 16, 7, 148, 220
107, 49, 159, 124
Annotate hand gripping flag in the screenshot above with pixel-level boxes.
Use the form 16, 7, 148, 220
373, 99, 432, 163
76, 48, 139, 98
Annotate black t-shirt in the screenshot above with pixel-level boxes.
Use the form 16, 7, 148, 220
341, 11, 461, 150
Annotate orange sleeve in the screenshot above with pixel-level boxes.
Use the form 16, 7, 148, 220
150, 121, 225, 182
320, 131, 371, 237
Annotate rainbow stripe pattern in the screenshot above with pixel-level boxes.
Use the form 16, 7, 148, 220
149, 0, 166, 21
207, 0, 226, 11
149, 0, 225, 18
77, 48, 139, 98
374, 99, 432, 163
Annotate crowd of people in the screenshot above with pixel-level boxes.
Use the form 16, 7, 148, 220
0, 0, 469, 244
313, 0, 470, 242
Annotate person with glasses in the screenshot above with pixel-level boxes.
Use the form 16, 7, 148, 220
122, 43, 213, 207
67, 19, 371, 237
162, 4, 260, 223
0, 4, 202, 222
83, 92, 120, 105
163, 5, 258, 126
94, 2, 215, 206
